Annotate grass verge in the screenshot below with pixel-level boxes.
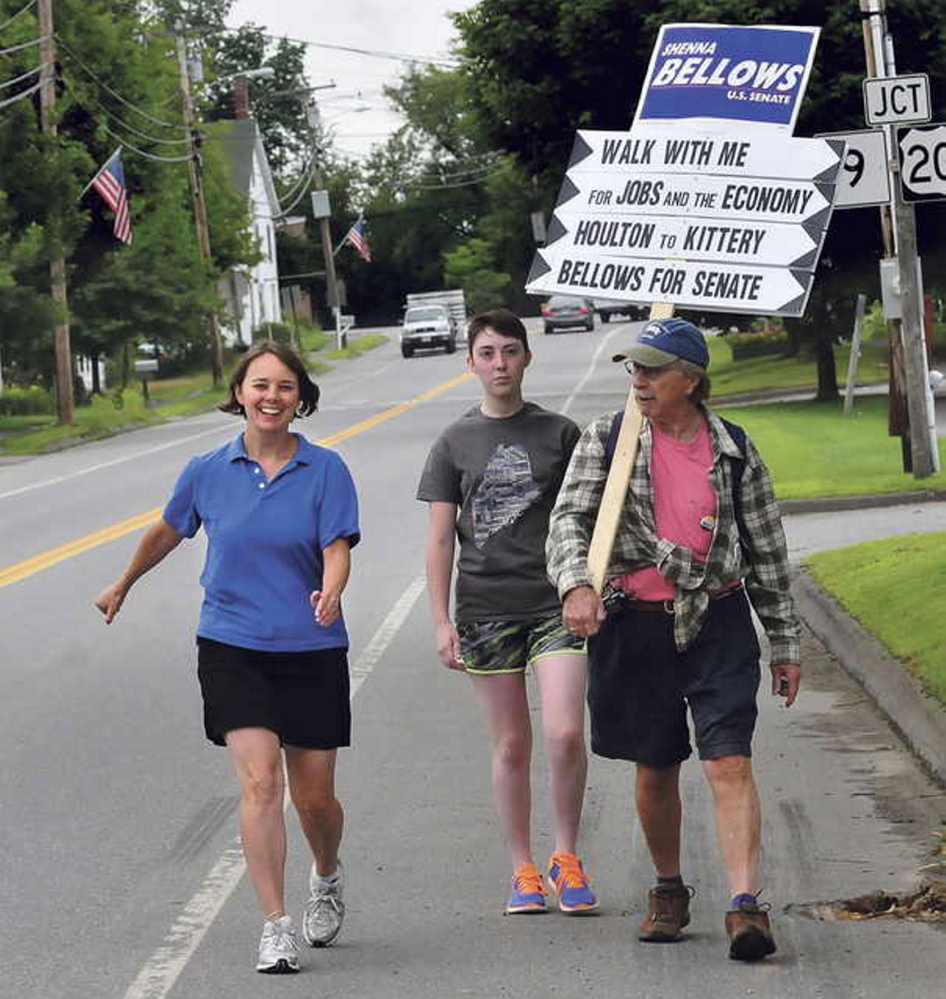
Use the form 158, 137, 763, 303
715, 396, 946, 499
707, 336, 889, 397
0, 332, 388, 455
324, 333, 388, 360
806, 534, 946, 706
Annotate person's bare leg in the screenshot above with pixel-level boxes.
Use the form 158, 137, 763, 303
635, 763, 683, 876
702, 755, 760, 896
285, 746, 343, 877
226, 728, 287, 917
534, 653, 588, 855
470, 672, 533, 869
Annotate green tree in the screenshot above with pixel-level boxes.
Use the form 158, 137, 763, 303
0, 0, 263, 387
444, 237, 511, 312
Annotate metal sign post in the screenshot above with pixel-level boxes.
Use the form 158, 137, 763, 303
843, 294, 868, 416
860, 0, 938, 477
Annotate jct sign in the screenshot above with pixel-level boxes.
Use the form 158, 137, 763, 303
863, 74, 931, 126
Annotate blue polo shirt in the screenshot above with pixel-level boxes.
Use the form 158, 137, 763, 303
163, 433, 360, 652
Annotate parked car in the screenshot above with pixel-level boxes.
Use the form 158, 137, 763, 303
541, 295, 594, 333
400, 305, 457, 358
592, 298, 648, 323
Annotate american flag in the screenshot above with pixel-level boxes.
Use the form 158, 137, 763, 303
90, 150, 132, 245
345, 216, 371, 262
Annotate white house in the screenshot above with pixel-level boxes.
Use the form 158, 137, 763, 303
211, 118, 282, 346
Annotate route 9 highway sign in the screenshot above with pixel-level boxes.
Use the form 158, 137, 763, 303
817, 128, 890, 208
897, 123, 946, 202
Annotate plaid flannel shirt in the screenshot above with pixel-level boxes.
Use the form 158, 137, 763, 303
546, 407, 800, 663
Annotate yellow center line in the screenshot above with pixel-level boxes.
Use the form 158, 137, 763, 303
0, 370, 473, 590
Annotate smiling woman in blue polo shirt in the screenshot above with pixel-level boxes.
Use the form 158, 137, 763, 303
95, 340, 360, 975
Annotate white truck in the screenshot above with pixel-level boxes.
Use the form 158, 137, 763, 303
401, 289, 467, 358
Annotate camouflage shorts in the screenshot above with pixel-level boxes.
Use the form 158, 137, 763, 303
456, 613, 586, 675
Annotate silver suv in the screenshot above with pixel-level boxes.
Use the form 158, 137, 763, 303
400, 305, 457, 358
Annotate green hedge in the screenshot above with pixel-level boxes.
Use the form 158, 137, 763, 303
0, 385, 54, 415
253, 321, 296, 344
726, 330, 790, 361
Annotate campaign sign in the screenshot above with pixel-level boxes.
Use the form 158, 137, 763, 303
527, 249, 814, 317
543, 212, 826, 270
634, 23, 819, 132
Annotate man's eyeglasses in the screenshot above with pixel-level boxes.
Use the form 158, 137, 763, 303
624, 360, 674, 378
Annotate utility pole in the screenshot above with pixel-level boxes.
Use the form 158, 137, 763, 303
174, 25, 224, 386
303, 97, 343, 349
38, 0, 74, 423
860, 0, 938, 477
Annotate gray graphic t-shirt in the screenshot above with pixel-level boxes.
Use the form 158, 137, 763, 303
417, 403, 581, 623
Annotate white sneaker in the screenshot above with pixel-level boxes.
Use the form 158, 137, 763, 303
256, 914, 300, 974
302, 859, 345, 947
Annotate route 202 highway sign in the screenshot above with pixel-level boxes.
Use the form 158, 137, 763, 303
898, 123, 946, 202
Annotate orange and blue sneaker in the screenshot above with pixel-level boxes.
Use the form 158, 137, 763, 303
548, 853, 599, 915
506, 862, 549, 914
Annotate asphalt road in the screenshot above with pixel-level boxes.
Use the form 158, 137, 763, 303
1, 320, 944, 999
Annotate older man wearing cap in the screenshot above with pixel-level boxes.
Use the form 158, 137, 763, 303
546, 318, 801, 962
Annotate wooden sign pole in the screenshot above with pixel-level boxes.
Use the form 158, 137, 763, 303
586, 302, 674, 593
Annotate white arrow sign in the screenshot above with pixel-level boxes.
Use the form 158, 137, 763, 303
555, 171, 834, 228
544, 212, 825, 270
569, 127, 844, 183
527, 249, 814, 317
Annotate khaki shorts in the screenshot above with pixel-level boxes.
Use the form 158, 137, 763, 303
457, 613, 586, 675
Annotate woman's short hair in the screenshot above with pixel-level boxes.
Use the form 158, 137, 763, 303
218, 340, 320, 418
675, 358, 712, 405
467, 308, 529, 353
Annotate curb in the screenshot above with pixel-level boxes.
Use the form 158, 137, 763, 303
792, 570, 946, 787
779, 489, 946, 514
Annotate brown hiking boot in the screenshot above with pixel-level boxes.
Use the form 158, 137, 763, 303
725, 904, 777, 961
638, 885, 694, 942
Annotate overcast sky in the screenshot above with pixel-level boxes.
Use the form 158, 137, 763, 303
227, 1, 474, 159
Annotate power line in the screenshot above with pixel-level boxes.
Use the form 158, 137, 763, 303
55, 34, 188, 132
0, 32, 46, 55
82, 93, 191, 145
0, 62, 45, 91
101, 123, 194, 162
205, 24, 459, 68
273, 151, 318, 208
407, 166, 507, 191
0, 76, 41, 110
273, 159, 319, 219
0, 0, 37, 34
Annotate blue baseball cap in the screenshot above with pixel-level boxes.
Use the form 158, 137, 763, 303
612, 318, 709, 369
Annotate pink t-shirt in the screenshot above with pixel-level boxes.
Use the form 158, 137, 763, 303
613, 419, 717, 600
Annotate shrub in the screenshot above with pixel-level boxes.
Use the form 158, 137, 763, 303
0, 384, 54, 415
253, 321, 295, 344
726, 330, 790, 361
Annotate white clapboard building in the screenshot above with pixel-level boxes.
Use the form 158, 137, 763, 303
211, 117, 282, 346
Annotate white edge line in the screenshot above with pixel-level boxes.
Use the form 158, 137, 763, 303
560, 324, 627, 416
121, 575, 427, 999
0, 424, 231, 502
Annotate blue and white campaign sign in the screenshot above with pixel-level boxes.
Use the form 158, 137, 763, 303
634, 23, 819, 133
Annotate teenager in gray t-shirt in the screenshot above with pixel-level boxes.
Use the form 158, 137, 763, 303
417, 308, 599, 917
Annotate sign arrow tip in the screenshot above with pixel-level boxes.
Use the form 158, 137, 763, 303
568, 133, 594, 168
526, 251, 552, 287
